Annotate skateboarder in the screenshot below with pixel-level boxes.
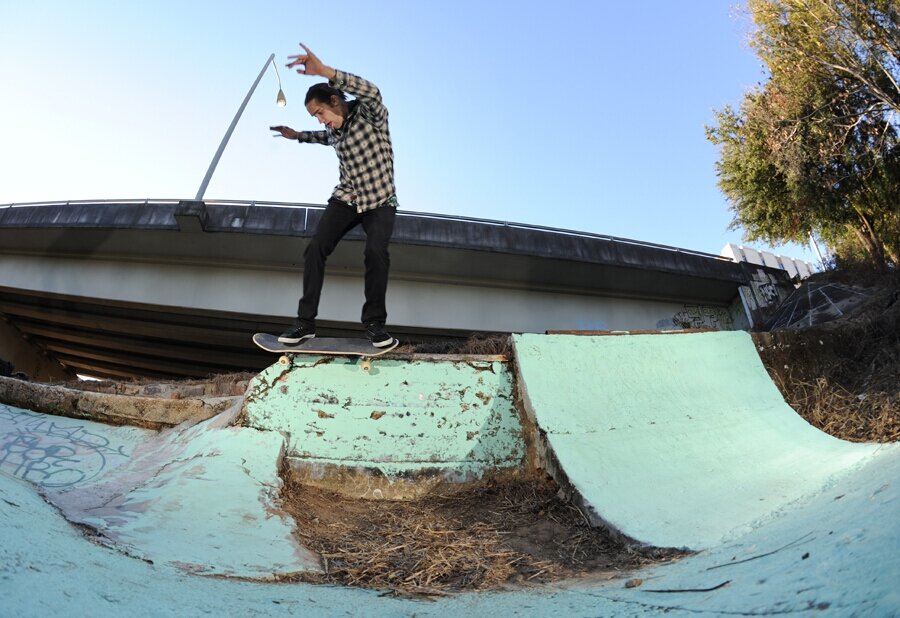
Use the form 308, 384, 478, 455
270, 43, 397, 348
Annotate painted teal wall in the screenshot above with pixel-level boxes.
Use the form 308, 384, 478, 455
243, 356, 525, 480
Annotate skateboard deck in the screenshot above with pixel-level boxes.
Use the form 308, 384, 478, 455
253, 333, 399, 370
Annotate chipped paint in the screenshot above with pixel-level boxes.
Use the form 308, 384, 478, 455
242, 356, 525, 484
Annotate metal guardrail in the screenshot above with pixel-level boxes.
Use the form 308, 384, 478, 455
0, 198, 732, 261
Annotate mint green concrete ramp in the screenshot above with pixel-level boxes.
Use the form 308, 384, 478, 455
0, 403, 319, 577
512, 331, 882, 549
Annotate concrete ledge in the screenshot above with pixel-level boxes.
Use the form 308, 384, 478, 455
0, 376, 236, 429
243, 355, 526, 489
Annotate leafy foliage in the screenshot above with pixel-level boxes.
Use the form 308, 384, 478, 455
708, 0, 900, 267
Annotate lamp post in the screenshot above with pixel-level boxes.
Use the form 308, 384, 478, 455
195, 53, 286, 201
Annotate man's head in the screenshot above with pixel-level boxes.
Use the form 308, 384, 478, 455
305, 83, 349, 130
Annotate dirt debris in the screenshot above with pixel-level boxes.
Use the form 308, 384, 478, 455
404, 335, 512, 357
277, 475, 686, 596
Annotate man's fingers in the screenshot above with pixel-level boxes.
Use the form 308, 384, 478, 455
287, 43, 317, 74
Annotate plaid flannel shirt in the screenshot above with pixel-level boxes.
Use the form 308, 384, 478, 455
296, 70, 397, 213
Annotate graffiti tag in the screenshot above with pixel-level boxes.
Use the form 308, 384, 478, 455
0, 406, 131, 488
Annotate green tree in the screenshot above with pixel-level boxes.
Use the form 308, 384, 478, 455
708, 0, 900, 267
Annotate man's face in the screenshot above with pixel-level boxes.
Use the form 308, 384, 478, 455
306, 97, 345, 130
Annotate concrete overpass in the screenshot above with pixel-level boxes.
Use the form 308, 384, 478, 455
0, 199, 791, 380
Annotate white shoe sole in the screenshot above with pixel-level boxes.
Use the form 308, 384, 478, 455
278, 334, 315, 345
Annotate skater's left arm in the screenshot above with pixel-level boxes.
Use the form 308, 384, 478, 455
287, 43, 387, 126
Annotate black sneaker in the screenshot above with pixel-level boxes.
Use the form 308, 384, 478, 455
278, 322, 316, 344
365, 322, 394, 348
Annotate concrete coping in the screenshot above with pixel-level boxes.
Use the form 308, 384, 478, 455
0, 376, 238, 429
390, 353, 508, 362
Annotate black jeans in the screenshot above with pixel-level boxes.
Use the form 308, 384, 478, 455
297, 198, 396, 326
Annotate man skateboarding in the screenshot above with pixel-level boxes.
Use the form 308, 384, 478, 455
270, 43, 397, 348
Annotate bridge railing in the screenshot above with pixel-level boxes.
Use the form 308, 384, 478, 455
0, 198, 731, 261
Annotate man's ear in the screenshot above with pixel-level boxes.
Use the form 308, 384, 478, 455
330, 95, 341, 109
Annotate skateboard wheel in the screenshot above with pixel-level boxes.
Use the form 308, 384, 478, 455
361, 360, 372, 372
279, 355, 290, 366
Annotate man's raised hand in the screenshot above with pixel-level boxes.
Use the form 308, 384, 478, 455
286, 43, 335, 79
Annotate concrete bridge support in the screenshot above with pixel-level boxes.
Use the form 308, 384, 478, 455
0, 315, 72, 381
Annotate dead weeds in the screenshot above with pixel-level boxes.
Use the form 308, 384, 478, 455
755, 269, 900, 442
278, 475, 685, 596
407, 334, 512, 356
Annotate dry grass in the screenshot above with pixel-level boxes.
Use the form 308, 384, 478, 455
755, 270, 899, 443
278, 475, 685, 596
407, 334, 512, 356
769, 374, 899, 442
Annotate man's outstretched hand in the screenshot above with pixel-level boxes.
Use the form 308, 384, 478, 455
270, 125, 299, 139
286, 43, 336, 80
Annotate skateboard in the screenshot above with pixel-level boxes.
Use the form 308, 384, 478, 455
252, 333, 399, 371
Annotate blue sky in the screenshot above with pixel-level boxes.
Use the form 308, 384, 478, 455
0, 1, 819, 264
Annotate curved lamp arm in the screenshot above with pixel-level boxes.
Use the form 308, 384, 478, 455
195, 53, 285, 201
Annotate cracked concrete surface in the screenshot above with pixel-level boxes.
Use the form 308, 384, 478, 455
0, 401, 319, 577
1, 436, 897, 616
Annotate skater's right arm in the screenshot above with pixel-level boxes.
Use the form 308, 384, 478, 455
270, 125, 330, 144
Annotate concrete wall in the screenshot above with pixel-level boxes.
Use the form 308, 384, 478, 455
242, 354, 525, 498
0, 315, 71, 381
0, 254, 739, 335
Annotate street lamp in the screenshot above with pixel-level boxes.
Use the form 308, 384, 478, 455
195, 53, 285, 201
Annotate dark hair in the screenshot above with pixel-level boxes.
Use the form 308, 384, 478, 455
305, 83, 347, 106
